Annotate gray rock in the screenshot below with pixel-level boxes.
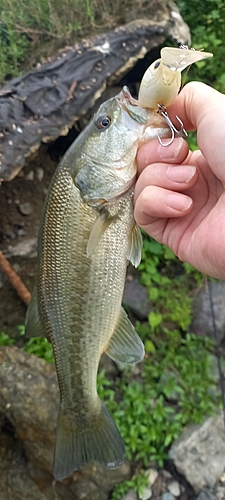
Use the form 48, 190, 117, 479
216, 486, 225, 499
147, 468, 158, 485
36, 167, 44, 181
18, 202, 33, 215
0, 346, 57, 473
161, 493, 175, 500
169, 415, 225, 493
123, 277, 153, 319
191, 281, 225, 342
196, 490, 218, 500
140, 486, 152, 500
6, 236, 38, 257
168, 481, 180, 497
25, 170, 35, 180
122, 491, 138, 500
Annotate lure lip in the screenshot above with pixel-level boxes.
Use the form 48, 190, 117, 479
161, 47, 213, 72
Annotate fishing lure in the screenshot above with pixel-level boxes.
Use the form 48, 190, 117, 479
138, 46, 213, 145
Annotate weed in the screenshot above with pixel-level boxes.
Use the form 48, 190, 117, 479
175, 0, 225, 92
24, 336, 54, 363
0, 331, 15, 346
0, 324, 24, 345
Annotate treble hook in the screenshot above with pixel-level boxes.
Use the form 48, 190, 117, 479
157, 103, 188, 147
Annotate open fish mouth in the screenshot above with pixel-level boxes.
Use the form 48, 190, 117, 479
116, 86, 149, 125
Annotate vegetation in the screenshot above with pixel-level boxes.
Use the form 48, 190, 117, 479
175, 0, 225, 93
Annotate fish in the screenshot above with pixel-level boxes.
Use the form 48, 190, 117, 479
138, 46, 213, 109
25, 86, 170, 481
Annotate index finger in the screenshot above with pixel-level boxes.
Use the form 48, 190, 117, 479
167, 82, 225, 178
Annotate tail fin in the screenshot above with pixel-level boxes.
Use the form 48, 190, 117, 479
53, 401, 125, 481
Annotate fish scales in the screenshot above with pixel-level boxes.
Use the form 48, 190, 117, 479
25, 87, 170, 481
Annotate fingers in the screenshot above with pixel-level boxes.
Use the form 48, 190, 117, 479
134, 163, 197, 201
137, 137, 189, 174
134, 186, 193, 227
134, 162, 197, 226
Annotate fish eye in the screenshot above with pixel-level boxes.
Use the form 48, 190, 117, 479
95, 115, 111, 130
154, 60, 161, 69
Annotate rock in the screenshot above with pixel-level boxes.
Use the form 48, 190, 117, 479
36, 167, 44, 181
122, 491, 138, 500
169, 415, 225, 493
18, 202, 33, 215
196, 490, 218, 500
6, 237, 38, 257
140, 486, 152, 500
168, 481, 180, 497
0, 346, 57, 473
161, 493, 175, 500
191, 281, 225, 342
147, 468, 158, 485
25, 170, 35, 180
0, 346, 130, 500
12, 262, 21, 273
216, 486, 225, 499
123, 277, 153, 319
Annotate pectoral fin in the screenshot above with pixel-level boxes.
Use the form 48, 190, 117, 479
25, 287, 44, 337
127, 223, 142, 268
105, 307, 145, 364
87, 212, 116, 257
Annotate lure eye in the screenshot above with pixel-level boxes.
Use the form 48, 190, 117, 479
95, 115, 111, 130
154, 60, 161, 69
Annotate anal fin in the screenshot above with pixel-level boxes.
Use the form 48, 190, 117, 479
104, 307, 145, 364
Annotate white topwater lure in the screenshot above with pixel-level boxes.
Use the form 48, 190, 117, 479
138, 46, 213, 145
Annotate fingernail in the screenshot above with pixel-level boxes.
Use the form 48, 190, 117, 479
158, 137, 183, 160
167, 166, 196, 183
166, 193, 192, 211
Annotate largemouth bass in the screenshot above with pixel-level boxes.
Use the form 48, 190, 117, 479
25, 87, 169, 481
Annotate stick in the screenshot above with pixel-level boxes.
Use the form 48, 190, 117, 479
0, 250, 31, 306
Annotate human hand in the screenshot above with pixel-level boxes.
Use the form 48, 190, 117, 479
134, 82, 225, 279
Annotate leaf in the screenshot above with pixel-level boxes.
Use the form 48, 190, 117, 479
0, 332, 15, 346
148, 311, 162, 330
145, 340, 156, 353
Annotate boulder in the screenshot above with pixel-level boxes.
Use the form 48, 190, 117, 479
169, 415, 225, 493
191, 281, 225, 343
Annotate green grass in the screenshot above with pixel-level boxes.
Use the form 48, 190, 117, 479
24, 336, 54, 362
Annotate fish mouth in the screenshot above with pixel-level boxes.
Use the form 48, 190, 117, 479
116, 86, 149, 125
